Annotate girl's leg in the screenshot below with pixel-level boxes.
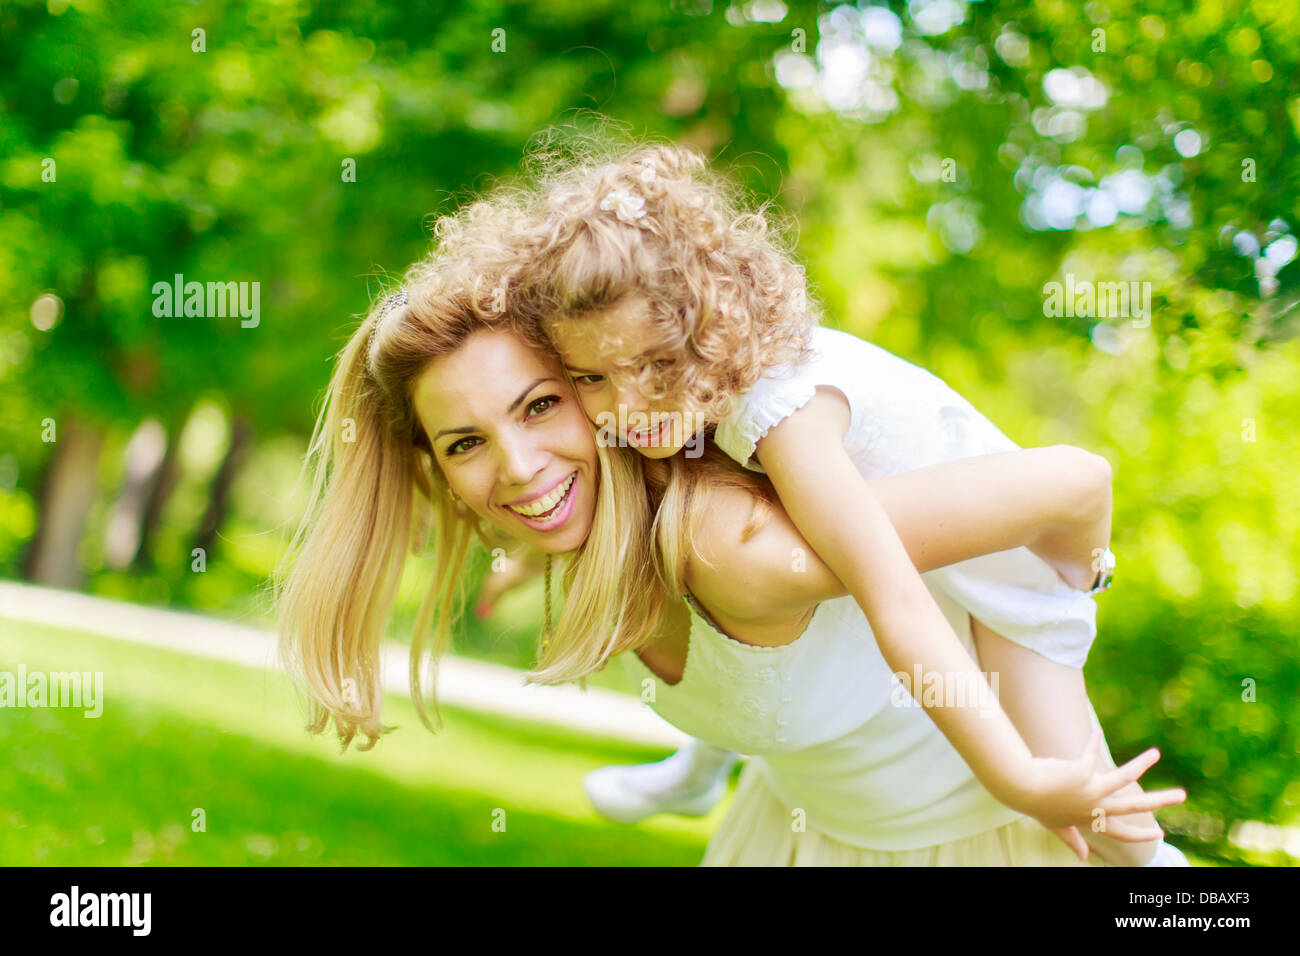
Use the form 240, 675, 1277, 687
583, 739, 740, 824
971, 618, 1162, 866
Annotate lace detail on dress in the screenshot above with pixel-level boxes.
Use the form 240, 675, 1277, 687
682, 592, 809, 750
689, 631, 795, 751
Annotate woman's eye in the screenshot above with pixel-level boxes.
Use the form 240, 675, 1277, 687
447, 437, 480, 456
527, 395, 562, 416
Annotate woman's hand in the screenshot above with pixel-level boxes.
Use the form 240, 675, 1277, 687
1009, 730, 1187, 860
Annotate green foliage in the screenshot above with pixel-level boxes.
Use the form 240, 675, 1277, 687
2, 0, 1296, 861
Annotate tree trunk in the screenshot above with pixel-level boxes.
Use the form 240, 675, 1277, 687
191, 414, 256, 563
21, 412, 107, 589
129, 416, 185, 575
103, 418, 168, 571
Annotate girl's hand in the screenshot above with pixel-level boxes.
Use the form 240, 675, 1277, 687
1013, 730, 1187, 860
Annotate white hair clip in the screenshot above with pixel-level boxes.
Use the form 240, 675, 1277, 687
599, 189, 647, 224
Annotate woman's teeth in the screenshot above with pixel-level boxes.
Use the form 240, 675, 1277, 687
508, 473, 576, 517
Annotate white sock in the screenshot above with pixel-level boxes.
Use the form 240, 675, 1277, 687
627, 742, 736, 796
1140, 841, 1191, 867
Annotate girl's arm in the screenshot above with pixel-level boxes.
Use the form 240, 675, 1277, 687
751, 388, 1179, 848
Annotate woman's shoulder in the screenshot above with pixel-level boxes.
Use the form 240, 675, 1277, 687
685, 481, 845, 625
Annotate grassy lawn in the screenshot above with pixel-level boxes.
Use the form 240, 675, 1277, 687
0, 617, 725, 866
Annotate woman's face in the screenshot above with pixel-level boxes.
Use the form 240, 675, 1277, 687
412, 329, 598, 554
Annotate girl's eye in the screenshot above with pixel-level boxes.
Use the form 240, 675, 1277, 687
573, 373, 605, 386
527, 395, 562, 416
650, 359, 675, 371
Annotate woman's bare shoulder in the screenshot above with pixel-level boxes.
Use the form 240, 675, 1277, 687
686, 482, 846, 622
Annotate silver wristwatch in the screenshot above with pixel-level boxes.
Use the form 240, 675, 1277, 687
1086, 547, 1116, 596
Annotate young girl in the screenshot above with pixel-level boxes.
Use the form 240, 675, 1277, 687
496, 137, 1185, 865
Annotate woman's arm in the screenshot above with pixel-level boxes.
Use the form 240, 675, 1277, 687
867, 446, 1112, 591
689, 439, 1110, 625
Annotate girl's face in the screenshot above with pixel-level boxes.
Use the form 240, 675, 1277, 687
548, 294, 704, 460
412, 329, 598, 555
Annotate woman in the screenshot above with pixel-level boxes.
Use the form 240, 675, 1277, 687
273, 239, 1183, 865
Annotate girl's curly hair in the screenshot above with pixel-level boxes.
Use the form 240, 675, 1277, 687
429, 118, 822, 422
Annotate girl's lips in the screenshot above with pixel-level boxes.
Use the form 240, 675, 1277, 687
627, 418, 670, 448
507, 472, 579, 533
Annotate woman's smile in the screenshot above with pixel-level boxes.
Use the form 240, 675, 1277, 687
505, 470, 580, 529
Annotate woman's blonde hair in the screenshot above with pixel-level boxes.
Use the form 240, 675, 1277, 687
271, 229, 671, 751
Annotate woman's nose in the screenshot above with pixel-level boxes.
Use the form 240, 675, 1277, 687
496, 431, 547, 485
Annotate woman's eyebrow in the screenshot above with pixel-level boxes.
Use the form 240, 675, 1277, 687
433, 425, 476, 441
434, 377, 560, 442
508, 377, 559, 411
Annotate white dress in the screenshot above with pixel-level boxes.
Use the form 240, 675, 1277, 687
621, 585, 1101, 865
714, 325, 1099, 669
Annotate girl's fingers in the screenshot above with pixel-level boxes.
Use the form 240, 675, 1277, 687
1100, 787, 1187, 816
1051, 825, 1089, 861
1101, 748, 1162, 792
1102, 820, 1166, 843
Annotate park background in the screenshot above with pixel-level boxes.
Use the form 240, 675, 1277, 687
2, 0, 1298, 865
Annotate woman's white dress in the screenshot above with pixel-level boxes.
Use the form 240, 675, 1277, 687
621, 586, 1101, 865
621, 326, 1106, 864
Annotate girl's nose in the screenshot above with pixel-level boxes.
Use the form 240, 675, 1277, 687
614, 379, 646, 413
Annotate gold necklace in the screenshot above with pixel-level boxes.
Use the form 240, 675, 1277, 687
540, 554, 553, 656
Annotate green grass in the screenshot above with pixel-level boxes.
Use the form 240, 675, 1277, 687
0, 617, 725, 866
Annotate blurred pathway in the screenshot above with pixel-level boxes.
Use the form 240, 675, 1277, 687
0, 579, 688, 749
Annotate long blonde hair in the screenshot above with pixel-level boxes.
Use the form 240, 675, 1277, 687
272, 238, 682, 751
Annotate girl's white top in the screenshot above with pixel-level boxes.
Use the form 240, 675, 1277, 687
617, 326, 1101, 850
714, 325, 1098, 669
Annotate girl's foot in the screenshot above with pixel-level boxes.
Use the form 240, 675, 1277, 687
1141, 841, 1192, 866
583, 741, 739, 824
